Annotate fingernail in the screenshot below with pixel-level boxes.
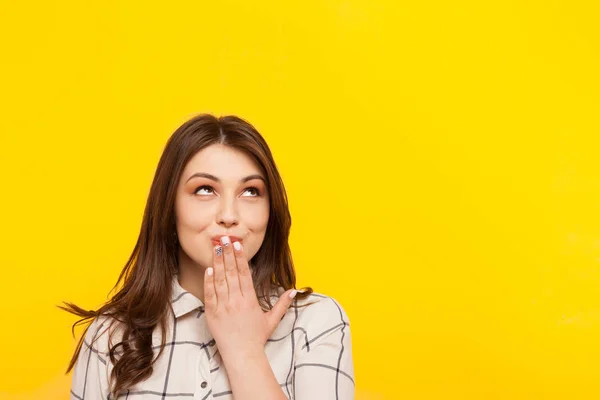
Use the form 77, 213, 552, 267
215, 246, 223, 256
289, 289, 298, 299
207, 267, 213, 276
220, 236, 230, 246
233, 241, 241, 251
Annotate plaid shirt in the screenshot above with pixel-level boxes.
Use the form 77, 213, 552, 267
69, 277, 355, 399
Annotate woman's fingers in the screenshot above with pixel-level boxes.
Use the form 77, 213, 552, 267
233, 241, 254, 296
204, 266, 217, 312
220, 236, 242, 300
266, 289, 298, 332
208, 237, 254, 313
213, 243, 229, 303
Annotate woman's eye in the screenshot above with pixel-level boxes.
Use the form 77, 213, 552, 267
194, 186, 261, 197
242, 187, 261, 197
195, 185, 214, 195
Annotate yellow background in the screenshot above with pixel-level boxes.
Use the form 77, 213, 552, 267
1, 0, 599, 398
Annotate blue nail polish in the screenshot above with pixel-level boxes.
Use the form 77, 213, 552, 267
215, 246, 223, 256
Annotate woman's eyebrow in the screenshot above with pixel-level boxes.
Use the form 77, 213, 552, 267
186, 172, 266, 184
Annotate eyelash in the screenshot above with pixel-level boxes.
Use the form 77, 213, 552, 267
194, 185, 262, 197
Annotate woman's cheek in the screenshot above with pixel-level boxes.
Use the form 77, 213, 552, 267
244, 202, 269, 226
189, 237, 213, 269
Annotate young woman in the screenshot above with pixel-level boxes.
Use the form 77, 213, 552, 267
63, 114, 354, 400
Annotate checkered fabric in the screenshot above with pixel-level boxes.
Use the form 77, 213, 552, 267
70, 277, 354, 399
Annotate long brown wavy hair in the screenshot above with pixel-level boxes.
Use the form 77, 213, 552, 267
60, 113, 313, 397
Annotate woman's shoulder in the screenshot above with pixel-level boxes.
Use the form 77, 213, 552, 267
81, 314, 126, 357
295, 291, 350, 321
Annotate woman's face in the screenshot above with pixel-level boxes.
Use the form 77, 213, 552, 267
174, 144, 270, 271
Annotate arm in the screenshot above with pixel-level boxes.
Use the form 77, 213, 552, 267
293, 297, 355, 400
203, 238, 296, 400
220, 347, 287, 400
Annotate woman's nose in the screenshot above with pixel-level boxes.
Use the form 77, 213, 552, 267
218, 214, 238, 227
216, 199, 239, 226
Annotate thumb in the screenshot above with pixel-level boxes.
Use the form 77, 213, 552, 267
266, 289, 298, 330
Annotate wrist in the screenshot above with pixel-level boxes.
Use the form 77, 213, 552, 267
220, 343, 265, 366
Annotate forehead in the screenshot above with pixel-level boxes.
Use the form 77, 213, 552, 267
181, 144, 262, 179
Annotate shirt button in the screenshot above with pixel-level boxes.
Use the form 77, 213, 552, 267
201, 381, 208, 389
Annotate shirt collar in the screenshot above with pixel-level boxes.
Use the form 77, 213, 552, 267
170, 275, 204, 318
